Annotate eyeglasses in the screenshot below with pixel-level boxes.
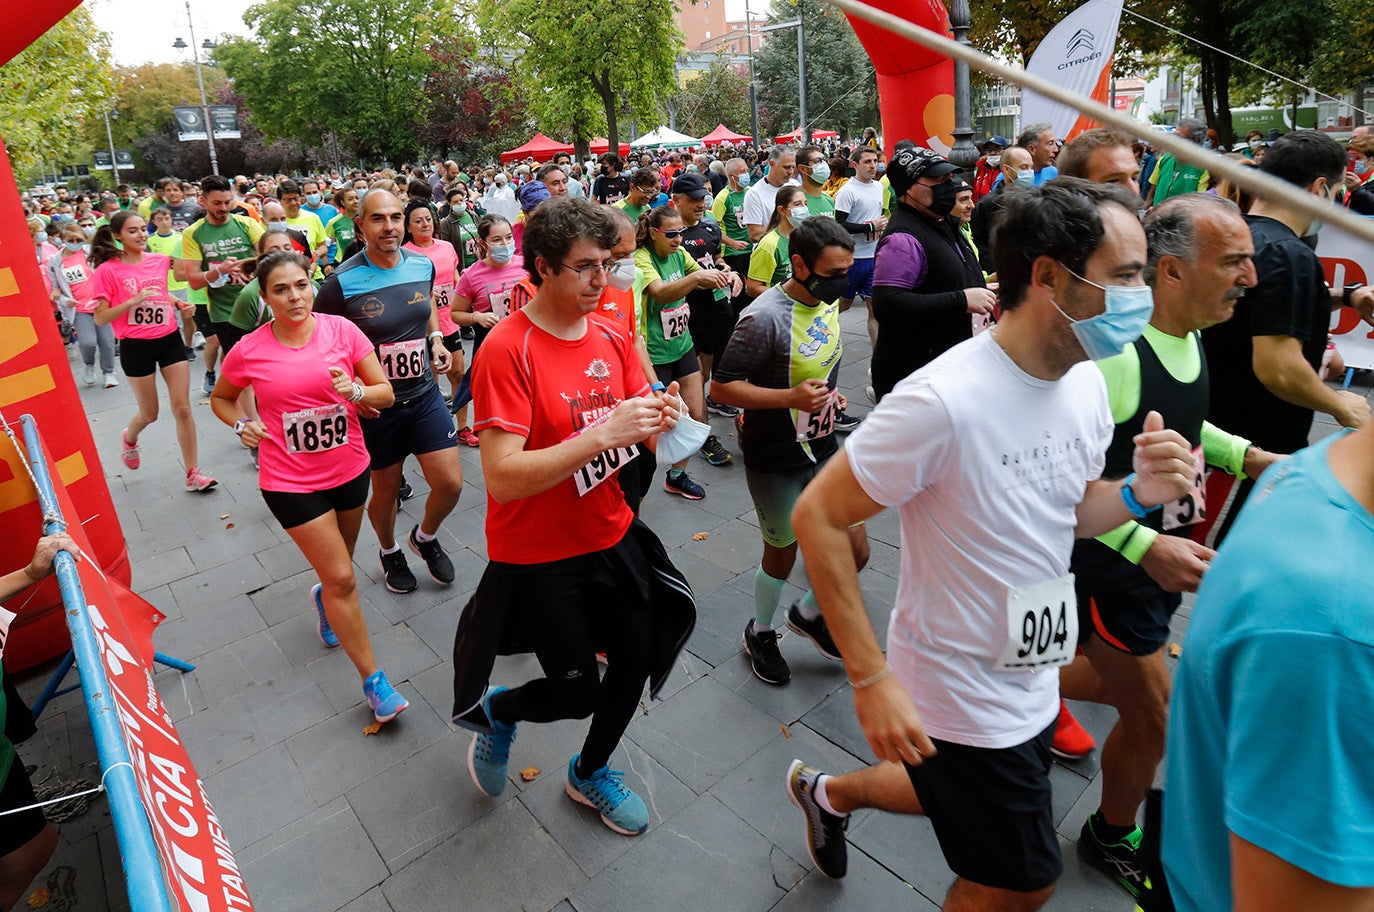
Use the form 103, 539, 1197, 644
557, 260, 613, 282
652, 228, 685, 239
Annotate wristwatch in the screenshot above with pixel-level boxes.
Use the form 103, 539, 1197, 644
1343, 283, 1363, 308
232, 417, 249, 437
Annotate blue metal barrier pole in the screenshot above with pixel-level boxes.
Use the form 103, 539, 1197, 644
21, 416, 175, 912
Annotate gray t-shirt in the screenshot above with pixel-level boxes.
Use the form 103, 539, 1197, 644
835, 178, 885, 259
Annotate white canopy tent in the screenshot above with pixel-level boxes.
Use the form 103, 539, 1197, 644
628, 125, 701, 149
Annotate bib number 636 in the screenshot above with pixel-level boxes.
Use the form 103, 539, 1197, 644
995, 574, 1078, 671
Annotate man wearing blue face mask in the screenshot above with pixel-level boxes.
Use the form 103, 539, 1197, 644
971, 145, 1035, 275
797, 145, 836, 218
782, 179, 1196, 908
711, 157, 756, 317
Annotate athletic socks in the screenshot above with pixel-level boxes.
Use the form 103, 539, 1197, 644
667, 467, 685, 480
754, 565, 786, 630
414, 527, 437, 543
814, 774, 847, 817
796, 590, 823, 621
380, 543, 401, 555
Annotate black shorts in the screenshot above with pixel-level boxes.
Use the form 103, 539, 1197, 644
0, 756, 48, 858
360, 384, 456, 470
440, 330, 465, 354
653, 348, 700, 385
723, 253, 752, 316
214, 320, 247, 355
261, 465, 370, 529
904, 720, 1061, 892
118, 331, 187, 378
192, 304, 216, 337
688, 295, 735, 363
1077, 587, 1179, 656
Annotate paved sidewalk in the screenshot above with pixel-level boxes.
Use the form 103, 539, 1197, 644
18, 304, 1362, 911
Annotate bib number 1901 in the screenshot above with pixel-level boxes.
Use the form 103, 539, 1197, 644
995, 574, 1078, 671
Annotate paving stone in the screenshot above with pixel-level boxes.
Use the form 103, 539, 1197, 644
709, 634, 849, 725
254, 540, 313, 583
677, 515, 772, 576
181, 628, 306, 711
1057, 770, 1105, 841
305, 620, 441, 714
568, 793, 803, 912
152, 593, 266, 661
339, 887, 395, 912
202, 741, 319, 849
183, 518, 280, 572
129, 545, 195, 591
174, 679, 336, 777
249, 568, 322, 626
167, 553, 271, 612
845, 800, 954, 905
799, 687, 877, 766
402, 599, 462, 662
768, 847, 939, 912
240, 798, 389, 912
382, 799, 583, 912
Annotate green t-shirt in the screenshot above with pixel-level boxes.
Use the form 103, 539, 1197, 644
615, 200, 651, 224
181, 215, 264, 321
325, 214, 356, 264
146, 231, 188, 292
633, 246, 699, 364
228, 278, 270, 331
748, 229, 791, 288
804, 190, 836, 217
710, 187, 753, 256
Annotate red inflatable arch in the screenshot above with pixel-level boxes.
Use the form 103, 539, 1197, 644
843, 0, 955, 157
1, 2, 135, 672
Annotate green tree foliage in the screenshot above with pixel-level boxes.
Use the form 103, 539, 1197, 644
477, 0, 683, 149
967, 0, 1174, 71
666, 54, 753, 139
753, 0, 878, 139
219, 0, 459, 163
418, 33, 527, 164
0, 6, 116, 179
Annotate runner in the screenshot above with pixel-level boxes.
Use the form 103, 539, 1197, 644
145, 206, 199, 360
781, 180, 1194, 910
210, 250, 409, 724
325, 188, 359, 266
451, 197, 694, 836
745, 185, 807, 299
611, 169, 663, 224
314, 190, 463, 594
438, 186, 481, 272
796, 145, 837, 217
91, 210, 217, 493
834, 146, 888, 353
709, 157, 755, 316
711, 217, 868, 686
449, 214, 527, 447
47, 222, 117, 388
634, 205, 734, 498
742, 145, 798, 244
402, 199, 464, 410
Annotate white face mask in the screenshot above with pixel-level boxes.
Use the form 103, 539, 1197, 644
986, 155, 1001, 167
267, 220, 288, 232
787, 206, 810, 227
607, 256, 636, 291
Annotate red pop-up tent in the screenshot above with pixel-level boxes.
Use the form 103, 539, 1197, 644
774, 127, 840, 144
500, 133, 574, 164
590, 137, 632, 157
701, 124, 753, 147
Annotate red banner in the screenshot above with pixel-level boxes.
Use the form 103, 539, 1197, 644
27, 428, 257, 912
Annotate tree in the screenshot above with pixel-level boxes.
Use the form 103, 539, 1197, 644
666, 54, 753, 139
754, 0, 878, 139
966, 0, 1175, 73
0, 6, 115, 180
418, 32, 527, 165
218, 0, 460, 163
477, 0, 682, 150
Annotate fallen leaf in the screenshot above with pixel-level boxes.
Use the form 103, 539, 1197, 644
219, 513, 230, 520
26, 887, 50, 908
780, 724, 792, 740
197, 399, 211, 406
362, 721, 384, 736
520, 766, 540, 782
692, 532, 709, 541
1167, 643, 1182, 658
225, 523, 234, 530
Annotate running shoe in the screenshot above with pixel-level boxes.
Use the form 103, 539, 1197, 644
834, 411, 862, 433
398, 475, 414, 502
250, 446, 259, 469
121, 430, 140, 470
184, 466, 217, 493
468, 686, 517, 797
407, 525, 455, 586
706, 397, 740, 418
1077, 816, 1147, 898
103, 372, 119, 388
363, 669, 409, 723
565, 755, 649, 836
864, 386, 876, 405
185, 346, 195, 362
82, 364, 96, 386
663, 471, 706, 500
379, 549, 418, 594
310, 583, 339, 648
203, 370, 216, 396
456, 426, 480, 447
698, 434, 733, 467
1051, 700, 1096, 759
743, 619, 790, 685
461, 326, 475, 340
191, 330, 206, 350
785, 759, 849, 879
785, 602, 842, 661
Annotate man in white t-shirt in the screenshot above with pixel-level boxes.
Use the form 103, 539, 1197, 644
741, 145, 797, 243
781, 179, 1195, 911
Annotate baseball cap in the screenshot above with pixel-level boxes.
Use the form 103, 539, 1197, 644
670, 172, 709, 199
985, 135, 1012, 149
887, 147, 959, 195
517, 180, 551, 212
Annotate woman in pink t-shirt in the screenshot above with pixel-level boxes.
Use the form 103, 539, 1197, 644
90, 210, 217, 493
210, 251, 409, 725
47, 222, 117, 388
449, 214, 528, 446
401, 200, 464, 404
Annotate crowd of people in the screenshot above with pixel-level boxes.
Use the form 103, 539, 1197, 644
8, 121, 1374, 911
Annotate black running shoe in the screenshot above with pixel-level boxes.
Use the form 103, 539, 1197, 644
379, 549, 418, 594
1077, 816, 1147, 898
833, 410, 862, 433
698, 434, 733, 467
785, 759, 848, 879
785, 603, 842, 661
398, 475, 414, 502
706, 397, 740, 418
743, 619, 790, 685
407, 525, 454, 585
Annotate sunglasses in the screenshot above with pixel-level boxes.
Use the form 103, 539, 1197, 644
653, 228, 685, 239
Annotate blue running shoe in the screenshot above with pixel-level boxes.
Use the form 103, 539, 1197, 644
311, 583, 339, 648
468, 686, 517, 797
565, 755, 648, 836
363, 669, 409, 723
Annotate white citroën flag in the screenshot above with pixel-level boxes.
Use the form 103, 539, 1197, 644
1020, 0, 1124, 143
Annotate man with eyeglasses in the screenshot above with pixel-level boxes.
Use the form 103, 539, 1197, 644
612, 168, 664, 223
1015, 123, 1061, 188
455, 197, 695, 838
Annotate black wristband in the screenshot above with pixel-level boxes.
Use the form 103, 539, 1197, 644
1344, 283, 1363, 308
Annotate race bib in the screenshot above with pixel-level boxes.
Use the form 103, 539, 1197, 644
282, 403, 348, 454
660, 303, 690, 340
489, 288, 513, 320
464, 237, 480, 260
971, 311, 993, 337
62, 263, 89, 285
1162, 446, 1206, 531
574, 444, 639, 497
0, 605, 15, 661
795, 390, 838, 441
994, 574, 1078, 671
379, 338, 426, 381
433, 282, 454, 311
129, 303, 171, 326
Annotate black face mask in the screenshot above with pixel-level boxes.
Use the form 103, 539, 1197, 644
803, 269, 850, 303
928, 179, 959, 216
600, 165, 610, 175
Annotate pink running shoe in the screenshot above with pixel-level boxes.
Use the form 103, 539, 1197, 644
121, 430, 140, 470
185, 466, 218, 493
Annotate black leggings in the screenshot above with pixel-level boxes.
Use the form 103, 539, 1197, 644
487, 538, 654, 773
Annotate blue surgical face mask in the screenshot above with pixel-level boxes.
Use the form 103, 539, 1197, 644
1052, 264, 1154, 361
305, 193, 322, 207
788, 206, 810, 227
1014, 169, 1035, 189
64, 240, 83, 252
488, 241, 514, 264
808, 161, 831, 183
35, 231, 48, 244
267, 220, 288, 232
736, 172, 751, 188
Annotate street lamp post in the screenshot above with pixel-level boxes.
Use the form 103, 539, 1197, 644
103, 109, 122, 188
173, 1, 219, 175
745, 0, 760, 148
757, 18, 807, 144
947, 0, 978, 171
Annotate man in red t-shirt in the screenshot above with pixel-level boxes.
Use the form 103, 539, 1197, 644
459, 198, 690, 837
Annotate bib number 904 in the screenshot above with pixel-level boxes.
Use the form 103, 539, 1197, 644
995, 574, 1078, 671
